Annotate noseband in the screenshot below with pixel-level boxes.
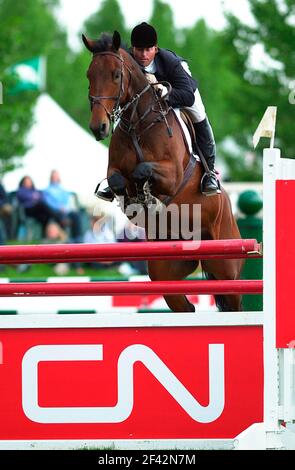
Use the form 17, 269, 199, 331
88, 51, 152, 124
88, 51, 130, 123
88, 50, 173, 164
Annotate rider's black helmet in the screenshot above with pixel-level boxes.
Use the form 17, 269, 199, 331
131, 22, 158, 48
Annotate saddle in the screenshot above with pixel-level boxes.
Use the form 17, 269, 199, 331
178, 110, 212, 178
180, 110, 197, 154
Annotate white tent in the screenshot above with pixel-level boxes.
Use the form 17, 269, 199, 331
3, 93, 109, 208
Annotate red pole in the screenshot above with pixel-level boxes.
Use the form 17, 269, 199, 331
0, 239, 262, 264
0, 280, 263, 297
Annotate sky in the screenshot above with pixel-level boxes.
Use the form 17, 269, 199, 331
57, 0, 254, 49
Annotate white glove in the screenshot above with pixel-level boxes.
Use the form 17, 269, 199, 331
155, 83, 168, 97
145, 73, 157, 84
145, 73, 168, 97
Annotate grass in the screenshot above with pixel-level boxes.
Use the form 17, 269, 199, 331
0, 240, 202, 280
1, 240, 127, 279
0, 263, 125, 279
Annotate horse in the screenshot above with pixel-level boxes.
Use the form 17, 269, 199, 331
82, 31, 244, 312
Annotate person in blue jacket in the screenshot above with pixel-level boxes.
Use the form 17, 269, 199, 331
43, 170, 83, 243
16, 176, 62, 235
0, 182, 12, 245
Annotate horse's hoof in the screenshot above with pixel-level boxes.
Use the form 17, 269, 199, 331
188, 302, 196, 312
124, 198, 145, 218
146, 197, 164, 214
115, 195, 129, 213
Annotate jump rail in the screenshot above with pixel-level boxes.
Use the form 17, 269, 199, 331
0, 279, 263, 297
1, 116, 294, 450
0, 239, 262, 264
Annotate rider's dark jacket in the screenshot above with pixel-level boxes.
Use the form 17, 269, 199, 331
130, 48, 198, 109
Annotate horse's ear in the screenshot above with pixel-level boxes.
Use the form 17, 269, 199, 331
112, 31, 121, 51
82, 34, 96, 52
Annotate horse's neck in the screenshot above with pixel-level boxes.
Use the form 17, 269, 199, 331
123, 62, 155, 118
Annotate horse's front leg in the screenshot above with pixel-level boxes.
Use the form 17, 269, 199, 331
108, 171, 129, 211
132, 161, 178, 208
131, 162, 161, 211
148, 259, 199, 312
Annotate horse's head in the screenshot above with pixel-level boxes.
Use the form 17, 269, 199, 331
82, 31, 128, 140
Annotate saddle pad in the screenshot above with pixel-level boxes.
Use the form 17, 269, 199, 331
173, 109, 200, 162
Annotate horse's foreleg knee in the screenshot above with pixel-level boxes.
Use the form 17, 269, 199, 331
132, 162, 153, 186
108, 172, 127, 196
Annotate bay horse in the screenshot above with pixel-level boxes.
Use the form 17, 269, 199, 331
82, 31, 244, 312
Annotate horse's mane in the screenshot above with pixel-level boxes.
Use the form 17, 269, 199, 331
88, 32, 149, 92
89, 32, 147, 82
89, 33, 113, 53
90, 32, 129, 54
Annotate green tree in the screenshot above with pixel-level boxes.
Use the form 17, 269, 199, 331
83, 0, 128, 43
45, 26, 88, 129
224, 0, 295, 159
149, 0, 177, 51
177, 20, 242, 143
47, 47, 91, 133
55, 0, 130, 136
147, 3, 251, 180
0, 0, 64, 175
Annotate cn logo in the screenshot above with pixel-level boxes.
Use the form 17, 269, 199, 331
22, 344, 225, 424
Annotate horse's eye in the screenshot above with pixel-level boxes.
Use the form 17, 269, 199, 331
113, 69, 121, 81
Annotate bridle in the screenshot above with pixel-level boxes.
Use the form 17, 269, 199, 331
88, 51, 127, 122
88, 51, 152, 124
88, 49, 196, 205
88, 50, 173, 164
88, 50, 172, 130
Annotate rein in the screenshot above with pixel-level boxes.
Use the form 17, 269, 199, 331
88, 51, 172, 141
89, 50, 196, 203
88, 51, 130, 122
88, 51, 153, 125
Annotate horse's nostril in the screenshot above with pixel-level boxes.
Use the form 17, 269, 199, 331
99, 123, 107, 134
89, 122, 108, 138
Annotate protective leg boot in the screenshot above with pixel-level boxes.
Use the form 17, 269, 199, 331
94, 181, 114, 202
194, 118, 221, 196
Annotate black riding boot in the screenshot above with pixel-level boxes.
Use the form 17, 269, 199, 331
194, 118, 221, 196
94, 181, 114, 202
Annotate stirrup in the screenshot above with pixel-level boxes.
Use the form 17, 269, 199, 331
201, 172, 221, 197
94, 181, 114, 202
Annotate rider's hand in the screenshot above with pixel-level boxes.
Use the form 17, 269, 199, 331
145, 73, 157, 84
155, 83, 168, 98
145, 73, 168, 98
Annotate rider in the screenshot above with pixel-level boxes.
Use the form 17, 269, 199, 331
95, 22, 220, 201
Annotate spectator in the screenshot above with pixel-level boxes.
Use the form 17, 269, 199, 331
44, 221, 85, 275
44, 220, 68, 244
83, 214, 118, 270
0, 182, 13, 245
84, 213, 116, 244
0, 182, 13, 271
43, 221, 70, 275
16, 176, 63, 236
43, 170, 83, 243
117, 220, 147, 275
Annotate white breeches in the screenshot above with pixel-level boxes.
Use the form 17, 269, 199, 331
183, 89, 206, 123
181, 61, 206, 123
